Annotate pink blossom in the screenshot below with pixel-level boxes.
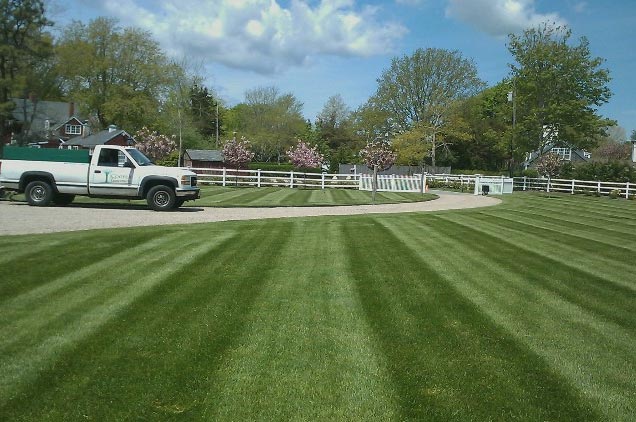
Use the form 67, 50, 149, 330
360, 139, 396, 172
286, 140, 324, 169
134, 127, 177, 161
222, 137, 255, 168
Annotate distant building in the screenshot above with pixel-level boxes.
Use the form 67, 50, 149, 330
183, 149, 225, 168
65, 125, 135, 152
524, 143, 591, 169
4, 98, 90, 146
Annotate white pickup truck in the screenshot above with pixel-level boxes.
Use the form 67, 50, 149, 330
0, 145, 199, 211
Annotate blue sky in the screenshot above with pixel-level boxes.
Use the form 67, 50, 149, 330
51, 0, 636, 137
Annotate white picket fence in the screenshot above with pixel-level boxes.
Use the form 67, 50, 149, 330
358, 174, 426, 192
514, 176, 635, 198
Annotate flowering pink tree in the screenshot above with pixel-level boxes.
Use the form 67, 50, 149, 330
134, 127, 177, 162
286, 140, 324, 169
360, 139, 397, 203
222, 137, 255, 185
535, 152, 563, 178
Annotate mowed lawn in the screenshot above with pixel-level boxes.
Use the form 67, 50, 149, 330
69, 185, 436, 207
1, 193, 635, 420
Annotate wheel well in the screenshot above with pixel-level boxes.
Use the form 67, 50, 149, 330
141, 178, 177, 197
20, 173, 57, 193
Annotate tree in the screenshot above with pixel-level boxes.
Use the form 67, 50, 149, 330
508, 24, 613, 158
222, 136, 255, 174
134, 127, 177, 163
450, 82, 514, 171
535, 152, 563, 178
369, 48, 484, 167
286, 140, 324, 169
359, 139, 397, 203
55, 17, 174, 132
190, 84, 223, 143
227, 86, 306, 162
0, 0, 53, 142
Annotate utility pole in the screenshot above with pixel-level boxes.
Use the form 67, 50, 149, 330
215, 102, 219, 147
507, 81, 516, 177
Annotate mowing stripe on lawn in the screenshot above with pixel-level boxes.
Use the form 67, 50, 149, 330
0, 231, 161, 301
431, 214, 636, 329
509, 205, 636, 235
0, 229, 236, 409
0, 221, 289, 420
380, 214, 635, 420
517, 201, 636, 229
488, 208, 636, 251
343, 217, 600, 421
201, 218, 399, 420
444, 211, 635, 291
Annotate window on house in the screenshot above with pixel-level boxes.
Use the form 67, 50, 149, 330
551, 147, 572, 161
65, 124, 82, 135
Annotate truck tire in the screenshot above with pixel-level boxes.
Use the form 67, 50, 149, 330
53, 193, 75, 206
25, 180, 54, 207
147, 185, 175, 211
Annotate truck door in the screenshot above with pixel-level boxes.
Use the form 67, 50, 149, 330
89, 148, 138, 196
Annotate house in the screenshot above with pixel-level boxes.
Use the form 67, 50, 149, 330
183, 149, 225, 168
65, 125, 135, 152
4, 98, 89, 146
524, 143, 591, 169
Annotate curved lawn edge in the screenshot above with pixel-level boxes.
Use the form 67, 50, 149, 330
0, 193, 501, 236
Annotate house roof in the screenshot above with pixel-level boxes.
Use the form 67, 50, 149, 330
11, 99, 76, 130
66, 129, 134, 147
185, 149, 224, 162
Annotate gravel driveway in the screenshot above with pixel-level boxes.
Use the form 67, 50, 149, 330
0, 192, 500, 236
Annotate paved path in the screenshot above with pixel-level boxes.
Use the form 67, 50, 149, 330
0, 192, 500, 236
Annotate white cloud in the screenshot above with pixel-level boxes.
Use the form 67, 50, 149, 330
97, 0, 407, 74
445, 0, 566, 37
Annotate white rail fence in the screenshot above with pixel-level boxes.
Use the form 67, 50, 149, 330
190, 167, 359, 189
189, 167, 635, 198
514, 176, 635, 198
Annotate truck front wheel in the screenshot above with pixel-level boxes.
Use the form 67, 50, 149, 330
25, 180, 53, 207
147, 185, 175, 211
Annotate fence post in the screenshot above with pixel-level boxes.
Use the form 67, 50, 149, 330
257, 169, 261, 188
626, 181, 631, 199
474, 176, 480, 195
597, 181, 601, 194
523, 176, 527, 191
547, 177, 551, 193
222, 168, 226, 187
290, 171, 294, 188
391, 175, 396, 191
571, 179, 575, 194
321, 172, 325, 190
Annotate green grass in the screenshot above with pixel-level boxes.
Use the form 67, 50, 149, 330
6, 186, 436, 207
1, 192, 635, 420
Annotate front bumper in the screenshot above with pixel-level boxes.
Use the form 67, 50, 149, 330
176, 187, 200, 200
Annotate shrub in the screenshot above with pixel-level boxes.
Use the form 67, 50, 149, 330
608, 189, 620, 199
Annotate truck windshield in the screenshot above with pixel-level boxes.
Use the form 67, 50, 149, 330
127, 148, 154, 166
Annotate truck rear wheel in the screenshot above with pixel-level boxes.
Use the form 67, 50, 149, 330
25, 180, 53, 207
147, 185, 175, 211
